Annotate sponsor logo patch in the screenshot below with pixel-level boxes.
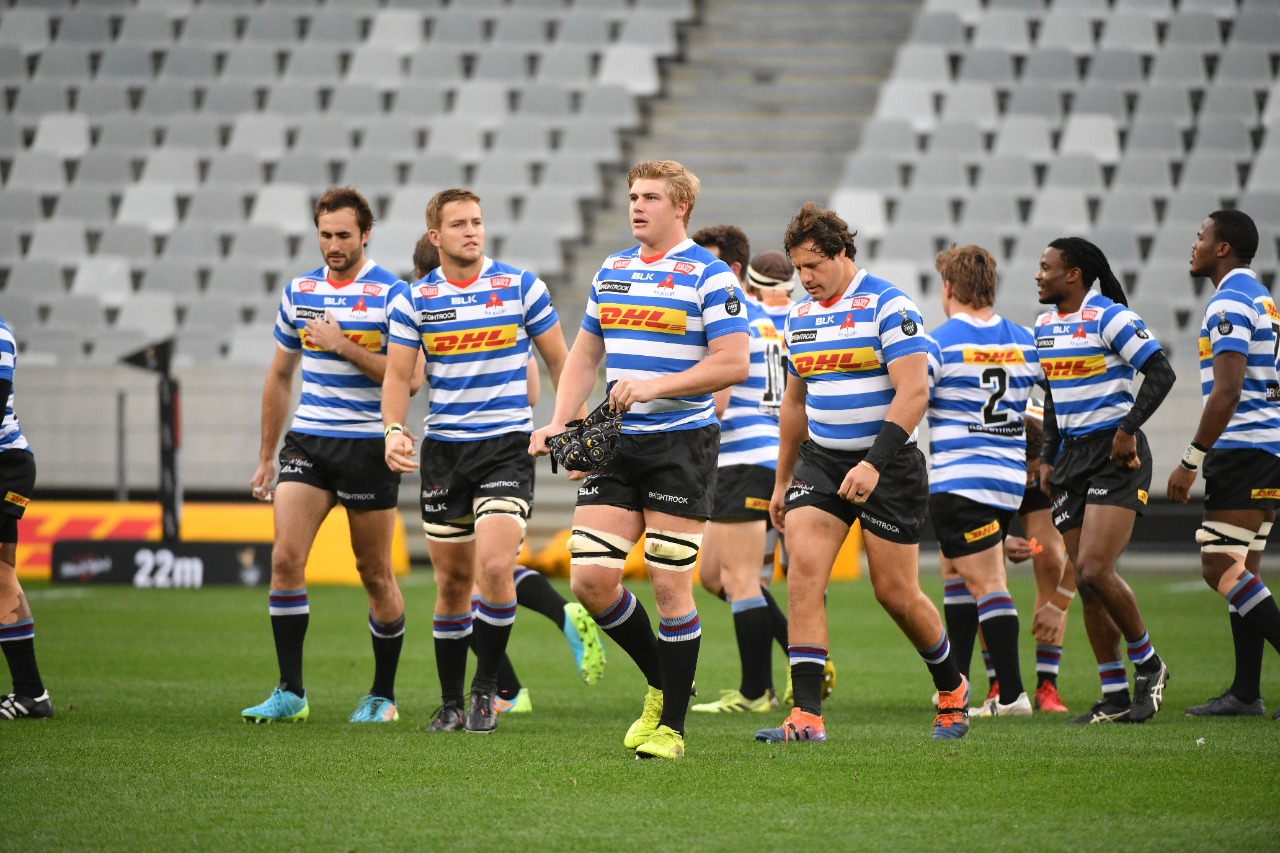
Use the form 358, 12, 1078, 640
5, 490, 30, 509
599, 281, 632, 294
792, 347, 881, 376
363, 283, 381, 296
295, 306, 325, 321
1081, 309, 1098, 321
849, 296, 871, 310
1036, 338, 1055, 348
301, 329, 384, 352
490, 276, 511, 289
657, 274, 676, 290
423, 325, 517, 354
299, 280, 316, 293
1251, 488, 1280, 499
797, 303, 811, 316
1137, 489, 1148, 505
612, 259, 631, 270
744, 496, 770, 511
1265, 300, 1280, 323
598, 306, 687, 334
419, 285, 438, 298
1199, 336, 1213, 359
962, 349, 1026, 365
963, 519, 1000, 543
1217, 309, 1233, 336
790, 330, 818, 344
1041, 355, 1106, 380
421, 309, 456, 323
674, 262, 696, 275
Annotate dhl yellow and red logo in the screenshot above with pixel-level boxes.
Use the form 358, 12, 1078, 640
1199, 337, 1213, 359
1041, 355, 1106, 380
744, 497, 770, 511
301, 329, 383, 352
963, 519, 1000, 543
424, 325, 517, 354
758, 321, 782, 341
16, 502, 163, 580
792, 347, 880, 376
1138, 489, 1149, 505
598, 306, 687, 334
1265, 301, 1280, 323
5, 490, 29, 509
962, 349, 1026, 365
1252, 488, 1280, 499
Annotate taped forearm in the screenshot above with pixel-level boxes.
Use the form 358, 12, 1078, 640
1120, 351, 1175, 434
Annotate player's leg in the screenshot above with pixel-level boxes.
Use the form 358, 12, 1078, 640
465, 493, 527, 733
1021, 507, 1072, 712
242, 479, 333, 722
1060, 517, 1132, 723
512, 565, 606, 684
345, 505, 404, 722
759, 528, 790, 658
425, 535, 475, 731
0, 449, 48, 721
953, 542, 1028, 714
939, 557, 978, 681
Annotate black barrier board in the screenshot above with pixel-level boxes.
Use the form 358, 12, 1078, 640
51, 540, 270, 588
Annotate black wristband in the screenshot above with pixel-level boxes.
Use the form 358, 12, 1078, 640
863, 421, 910, 473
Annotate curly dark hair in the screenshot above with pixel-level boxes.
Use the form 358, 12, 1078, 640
783, 202, 857, 262
690, 224, 750, 275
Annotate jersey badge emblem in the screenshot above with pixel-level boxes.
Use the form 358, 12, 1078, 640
899, 308, 918, 336
1217, 309, 1233, 335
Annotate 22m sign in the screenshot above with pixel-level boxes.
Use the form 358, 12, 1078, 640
424, 325, 517, 355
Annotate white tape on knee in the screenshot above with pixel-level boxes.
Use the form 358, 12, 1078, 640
423, 520, 475, 543
1196, 521, 1256, 556
644, 528, 703, 572
567, 527, 635, 570
473, 496, 529, 532
1251, 521, 1273, 552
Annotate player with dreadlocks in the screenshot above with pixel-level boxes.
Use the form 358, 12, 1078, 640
1033, 237, 1177, 724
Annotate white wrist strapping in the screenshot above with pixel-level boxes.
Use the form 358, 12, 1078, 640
1055, 585, 1075, 601
1042, 602, 1065, 616
1181, 442, 1207, 470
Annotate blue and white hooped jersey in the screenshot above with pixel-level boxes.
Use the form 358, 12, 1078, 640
718, 294, 782, 470
388, 256, 558, 441
1033, 290, 1162, 440
0, 317, 30, 453
784, 269, 929, 452
925, 313, 1043, 510
1198, 268, 1280, 454
273, 258, 409, 439
583, 238, 749, 434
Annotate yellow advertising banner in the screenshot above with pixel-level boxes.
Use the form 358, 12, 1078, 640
17, 502, 409, 584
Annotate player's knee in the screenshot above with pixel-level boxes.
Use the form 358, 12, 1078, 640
643, 528, 702, 573
567, 526, 634, 571
473, 496, 528, 533
568, 569, 615, 611
423, 519, 475, 544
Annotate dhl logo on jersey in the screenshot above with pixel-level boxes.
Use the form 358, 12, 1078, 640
744, 497, 770, 511
792, 347, 880, 377
962, 349, 1026, 365
5, 490, 29, 509
1265, 300, 1280, 323
963, 519, 1000, 543
758, 321, 782, 341
1252, 488, 1280, 499
423, 325, 517, 355
598, 306, 687, 334
1041, 355, 1106, 380
301, 329, 383, 352
1199, 336, 1214, 360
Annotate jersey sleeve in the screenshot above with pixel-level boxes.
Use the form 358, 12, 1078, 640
924, 334, 942, 394
387, 283, 420, 350
700, 265, 750, 341
580, 273, 603, 337
0, 321, 15, 383
1204, 291, 1255, 358
522, 272, 559, 338
877, 289, 929, 362
272, 282, 300, 351
1100, 303, 1162, 369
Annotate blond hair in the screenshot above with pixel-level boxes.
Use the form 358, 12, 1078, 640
425, 188, 481, 230
935, 243, 997, 309
627, 160, 700, 226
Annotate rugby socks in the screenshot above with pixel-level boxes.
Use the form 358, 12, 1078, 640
730, 596, 772, 700
470, 596, 516, 694
433, 610, 473, 707
513, 566, 570, 627
977, 591, 1024, 703
657, 608, 701, 734
1224, 571, 1280, 654
496, 654, 522, 701
942, 578, 978, 678
268, 588, 309, 696
1126, 631, 1162, 676
0, 617, 43, 698
367, 611, 404, 702
591, 587, 661, 688
1035, 643, 1063, 688
918, 631, 964, 694
1227, 607, 1264, 704
982, 649, 997, 686
1099, 660, 1130, 705
788, 644, 827, 716
760, 585, 790, 654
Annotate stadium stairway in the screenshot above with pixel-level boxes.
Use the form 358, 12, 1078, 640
564, 0, 922, 299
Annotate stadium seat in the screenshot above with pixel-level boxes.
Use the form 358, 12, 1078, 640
1086, 48, 1144, 87
972, 10, 1032, 53
1115, 0, 1174, 17
491, 118, 555, 161
1059, 114, 1120, 163
142, 259, 204, 297
273, 151, 333, 188
244, 9, 301, 42
829, 188, 888, 237
1112, 157, 1175, 192
1163, 190, 1227, 228
45, 294, 105, 330
185, 187, 247, 226
1199, 84, 1261, 125
1133, 83, 1195, 130
975, 154, 1037, 192
1022, 47, 1079, 87
1028, 189, 1091, 231
3, 259, 64, 302
453, 82, 515, 128
208, 261, 275, 299
115, 292, 178, 339
285, 44, 345, 83
994, 116, 1054, 160
221, 44, 283, 82
1071, 86, 1129, 127
227, 114, 288, 159
939, 83, 999, 130
1164, 13, 1222, 49
5, 150, 67, 192
329, 82, 386, 120
117, 11, 174, 45
250, 186, 314, 236
872, 82, 938, 133
0, 9, 50, 55
474, 52, 533, 83
958, 47, 1016, 85
1085, 227, 1143, 275
520, 83, 576, 124
161, 225, 221, 263
291, 117, 357, 159
356, 116, 422, 158
910, 11, 965, 47
0, 189, 42, 225
162, 45, 219, 81
874, 230, 941, 262
0, 294, 39, 331
405, 152, 464, 187
910, 156, 970, 192
1007, 85, 1064, 124
541, 154, 605, 200
341, 156, 400, 197
1215, 47, 1273, 86
1035, 13, 1094, 57
1195, 122, 1254, 158
858, 119, 918, 159
306, 10, 365, 44
206, 151, 266, 191
1182, 0, 1239, 15
1229, 11, 1280, 47
69, 255, 132, 306
1100, 13, 1159, 52
500, 229, 565, 278
178, 8, 240, 46
33, 43, 95, 81
11, 81, 70, 121
1095, 191, 1158, 231
162, 116, 225, 151
56, 186, 114, 225
346, 46, 404, 85
891, 45, 953, 86
71, 81, 132, 118
177, 295, 241, 333
369, 10, 427, 55
519, 191, 584, 240
598, 45, 659, 96
224, 328, 278, 365
202, 81, 261, 117
958, 190, 1022, 231
1149, 50, 1209, 87
1126, 118, 1185, 158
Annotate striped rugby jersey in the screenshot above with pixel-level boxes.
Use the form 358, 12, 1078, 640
784, 268, 929, 451
718, 294, 782, 470
273, 259, 409, 439
0, 317, 30, 453
388, 256, 559, 441
925, 313, 1043, 510
1198, 268, 1280, 454
1033, 290, 1162, 440
583, 238, 749, 434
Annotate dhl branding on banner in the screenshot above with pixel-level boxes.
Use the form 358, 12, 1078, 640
16, 502, 408, 584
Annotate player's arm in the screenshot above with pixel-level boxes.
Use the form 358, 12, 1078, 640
530, 322, 585, 420
530, 329, 606, 456
609, 330, 750, 411
1111, 349, 1176, 467
302, 309, 393, 386
382, 340, 421, 473
769, 370, 808, 533
526, 357, 540, 406
1167, 350, 1245, 503
713, 386, 731, 419
839, 351, 928, 503
1039, 385, 1061, 497
251, 345, 301, 501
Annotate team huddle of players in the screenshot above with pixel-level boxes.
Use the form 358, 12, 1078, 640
6, 161, 1277, 758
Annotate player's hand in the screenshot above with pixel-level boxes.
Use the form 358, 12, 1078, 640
770, 483, 788, 533
567, 470, 587, 481
1031, 602, 1067, 644
1109, 427, 1140, 469
608, 379, 657, 412
1167, 464, 1196, 504
304, 310, 347, 353
384, 431, 419, 473
838, 460, 879, 504
528, 423, 565, 458
250, 461, 276, 503
1038, 462, 1053, 498
1004, 535, 1035, 563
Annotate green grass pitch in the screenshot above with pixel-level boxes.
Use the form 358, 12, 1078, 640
6, 570, 1280, 851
